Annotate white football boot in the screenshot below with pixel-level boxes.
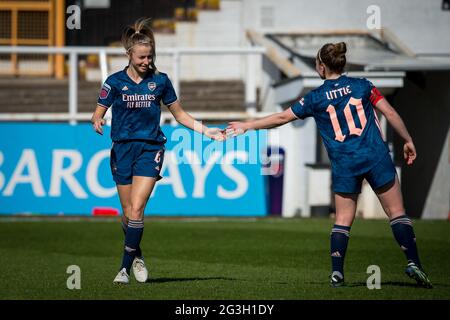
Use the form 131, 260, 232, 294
113, 268, 130, 284
132, 257, 149, 283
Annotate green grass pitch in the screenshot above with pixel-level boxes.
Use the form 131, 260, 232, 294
0, 217, 449, 300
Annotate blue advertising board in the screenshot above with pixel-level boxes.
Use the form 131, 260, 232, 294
0, 123, 267, 216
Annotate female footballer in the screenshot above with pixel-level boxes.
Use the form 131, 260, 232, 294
91, 18, 224, 284
226, 42, 432, 288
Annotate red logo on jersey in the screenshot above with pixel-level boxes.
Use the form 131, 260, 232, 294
148, 82, 156, 91
99, 83, 111, 99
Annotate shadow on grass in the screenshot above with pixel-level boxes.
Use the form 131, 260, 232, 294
146, 276, 237, 284
347, 281, 450, 288
345, 281, 420, 288
305, 281, 439, 288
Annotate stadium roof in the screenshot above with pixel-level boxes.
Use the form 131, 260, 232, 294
251, 30, 450, 105
268, 32, 450, 72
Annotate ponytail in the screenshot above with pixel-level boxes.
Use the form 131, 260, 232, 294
121, 17, 158, 73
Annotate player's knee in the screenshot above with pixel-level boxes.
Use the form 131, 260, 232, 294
335, 213, 354, 226
122, 204, 132, 217
130, 204, 145, 220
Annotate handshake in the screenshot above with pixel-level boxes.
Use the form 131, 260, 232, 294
205, 121, 248, 142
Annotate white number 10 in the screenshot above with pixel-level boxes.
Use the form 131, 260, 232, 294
326, 97, 367, 142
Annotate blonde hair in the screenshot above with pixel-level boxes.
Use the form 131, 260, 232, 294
121, 17, 158, 73
317, 42, 347, 74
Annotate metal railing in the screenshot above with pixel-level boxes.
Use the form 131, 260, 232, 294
0, 46, 266, 124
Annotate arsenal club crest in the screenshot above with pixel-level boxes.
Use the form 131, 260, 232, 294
148, 82, 156, 91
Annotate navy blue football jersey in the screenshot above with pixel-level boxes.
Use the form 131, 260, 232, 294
97, 68, 178, 143
291, 75, 389, 177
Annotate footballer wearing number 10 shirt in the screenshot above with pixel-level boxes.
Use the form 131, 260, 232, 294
226, 42, 432, 289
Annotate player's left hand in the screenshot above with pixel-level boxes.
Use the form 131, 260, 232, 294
205, 127, 226, 141
403, 141, 417, 165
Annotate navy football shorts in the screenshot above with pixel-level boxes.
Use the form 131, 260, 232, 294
332, 152, 397, 194
110, 140, 165, 185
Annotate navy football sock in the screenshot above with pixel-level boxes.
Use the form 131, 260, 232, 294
121, 215, 142, 258
120, 219, 144, 274
330, 225, 351, 278
390, 215, 422, 269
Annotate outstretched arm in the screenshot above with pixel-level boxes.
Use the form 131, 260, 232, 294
168, 101, 225, 141
226, 108, 297, 136
374, 98, 416, 165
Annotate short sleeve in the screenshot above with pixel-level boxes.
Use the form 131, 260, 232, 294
97, 80, 117, 109
367, 80, 384, 106
290, 93, 314, 119
162, 76, 178, 106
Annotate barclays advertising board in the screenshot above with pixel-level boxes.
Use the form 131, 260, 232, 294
0, 123, 267, 216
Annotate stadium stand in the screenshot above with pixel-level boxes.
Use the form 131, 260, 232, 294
0, 78, 246, 113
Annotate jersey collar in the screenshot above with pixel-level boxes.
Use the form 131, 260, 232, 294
324, 74, 346, 85
122, 66, 154, 85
